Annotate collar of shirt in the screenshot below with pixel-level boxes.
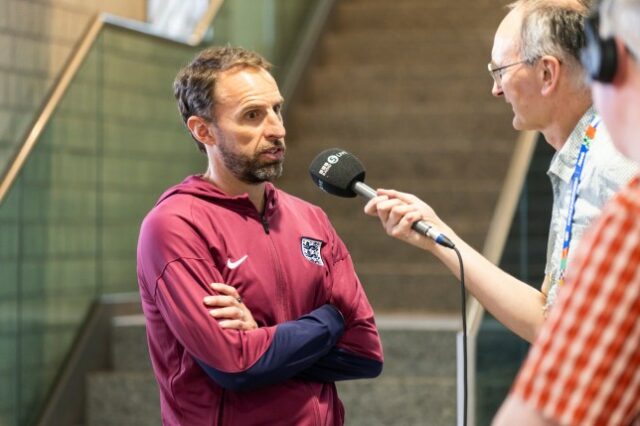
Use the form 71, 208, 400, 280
547, 106, 596, 184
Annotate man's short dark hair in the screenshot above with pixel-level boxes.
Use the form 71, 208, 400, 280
173, 46, 272, 153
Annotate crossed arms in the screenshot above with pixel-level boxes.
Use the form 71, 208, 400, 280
138, 212, 383, 392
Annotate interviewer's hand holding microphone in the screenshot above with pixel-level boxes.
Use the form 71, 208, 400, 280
364, 189, 457, 253
308, 148, 455, 249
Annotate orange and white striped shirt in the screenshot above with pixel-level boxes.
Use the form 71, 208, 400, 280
512, 176, 640, 425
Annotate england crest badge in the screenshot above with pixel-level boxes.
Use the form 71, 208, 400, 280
301, 237, 324, 266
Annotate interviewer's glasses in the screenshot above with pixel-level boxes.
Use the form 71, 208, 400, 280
487, 60, 529, 86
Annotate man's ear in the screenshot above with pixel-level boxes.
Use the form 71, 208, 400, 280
187, 116, 216, 147
539, 55, 562, 96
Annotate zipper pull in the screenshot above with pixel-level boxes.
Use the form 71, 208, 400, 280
261, 214, 270, 234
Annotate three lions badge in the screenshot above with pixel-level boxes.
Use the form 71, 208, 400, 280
301, 237, 324, 266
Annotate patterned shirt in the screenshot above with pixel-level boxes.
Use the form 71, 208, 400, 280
513, 176, 640, 425
544, 107, 638, 310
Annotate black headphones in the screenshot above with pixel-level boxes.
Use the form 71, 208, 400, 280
581, 10, 618, 83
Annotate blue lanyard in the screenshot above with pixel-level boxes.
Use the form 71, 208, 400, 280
558, 116, 601, 285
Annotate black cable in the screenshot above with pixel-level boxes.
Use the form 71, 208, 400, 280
453, 246, 467, 426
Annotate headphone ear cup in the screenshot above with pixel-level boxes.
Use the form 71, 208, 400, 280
581, 12, 618, 83
598, 38, 618, 82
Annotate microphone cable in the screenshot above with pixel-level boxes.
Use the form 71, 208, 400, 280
452, 246, 467, 426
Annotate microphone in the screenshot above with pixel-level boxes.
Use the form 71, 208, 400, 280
309, 148, 455, 249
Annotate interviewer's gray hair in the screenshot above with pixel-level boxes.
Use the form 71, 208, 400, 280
509, 0, 592, 90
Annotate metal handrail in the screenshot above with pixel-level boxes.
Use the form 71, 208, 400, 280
0, 0, 224, 205
457, 130, 538, 426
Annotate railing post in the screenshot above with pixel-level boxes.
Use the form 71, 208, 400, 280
460, 129, 538, 425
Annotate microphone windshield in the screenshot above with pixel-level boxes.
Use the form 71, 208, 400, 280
309, 148, 366, 198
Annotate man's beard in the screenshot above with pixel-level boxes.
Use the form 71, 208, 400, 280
217, 139, 285, 184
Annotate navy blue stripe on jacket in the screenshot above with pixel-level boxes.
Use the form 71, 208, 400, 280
196, 304, 345, 391
295, 347, 383, 382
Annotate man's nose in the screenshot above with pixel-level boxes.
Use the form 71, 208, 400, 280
491, 80, 504, 97
266, 111, 286, 140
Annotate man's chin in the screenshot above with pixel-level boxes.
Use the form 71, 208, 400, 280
243, 163, 284, 183
512, 116, 526, 131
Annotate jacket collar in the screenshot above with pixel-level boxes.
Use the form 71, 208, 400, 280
157, 175, 279, 217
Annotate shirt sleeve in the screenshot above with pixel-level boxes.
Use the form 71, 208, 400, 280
138, 209, 345, 391
511, 192, 640, 425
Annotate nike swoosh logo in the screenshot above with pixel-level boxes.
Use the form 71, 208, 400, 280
226, 255, 248, 270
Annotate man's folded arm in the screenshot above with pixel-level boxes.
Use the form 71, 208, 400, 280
197, 304, 345, 390
303, 229, 384, 381
295, 347, 383, 382
155, 259, 345, 392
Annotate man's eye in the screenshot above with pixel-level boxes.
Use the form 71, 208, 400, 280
246, 110, 260, 120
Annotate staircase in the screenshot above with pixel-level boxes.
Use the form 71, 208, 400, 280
87, 313, 460, 426
86, 0, 520, 424
281, 0, 516, 315
280, 0, 519, 423
87, 315, 160, 426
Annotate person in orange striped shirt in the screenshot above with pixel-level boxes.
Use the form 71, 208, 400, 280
494, 0, 640, 424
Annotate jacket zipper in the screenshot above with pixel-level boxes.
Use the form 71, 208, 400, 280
260, 213, 270, 234
260, 213, 289, 321
217, 389, 225, 425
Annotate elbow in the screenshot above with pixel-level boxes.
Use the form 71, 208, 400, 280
525, 316, 545, 344
215, 374, 254, 392
206, 369, 264, 392
196, 359, 260, 392
366, 360, 383, 379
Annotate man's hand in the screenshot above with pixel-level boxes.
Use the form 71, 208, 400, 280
203, 283, 258, 331
363, 188, 447, 251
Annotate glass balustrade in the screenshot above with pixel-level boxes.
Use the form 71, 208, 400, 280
0, 1, 323, 423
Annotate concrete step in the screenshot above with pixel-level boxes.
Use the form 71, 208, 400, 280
291, 99, 509, 116
377, 316, 460, 375
283, 136, 516, 163
86, 372, 456, 426
287, 105, 516, 144
280, 177, 502, 221
284, 146, 513, 184
334, 1, 503, 32
86, 372, 160, 426
324, 27, 494, 47
309, 61, 497, 83
99, 315, 461, 425
319, 30, 494, 67
360, 267, 464, 313
279, 186, 502, 229
110, 315, 152, 373
325, 212, 490, 248
338, 377, 456, 426
343, 229, 488, 261
342, 0, 507, 7
302, 66, 494, 106
109, 315, 461, 368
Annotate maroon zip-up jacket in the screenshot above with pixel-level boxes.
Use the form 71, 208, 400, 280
137, 175, 383, 425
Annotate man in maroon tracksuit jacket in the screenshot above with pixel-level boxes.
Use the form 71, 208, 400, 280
137, 46, 383, 425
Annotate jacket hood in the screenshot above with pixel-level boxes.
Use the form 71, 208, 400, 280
156, 175, 278, 215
